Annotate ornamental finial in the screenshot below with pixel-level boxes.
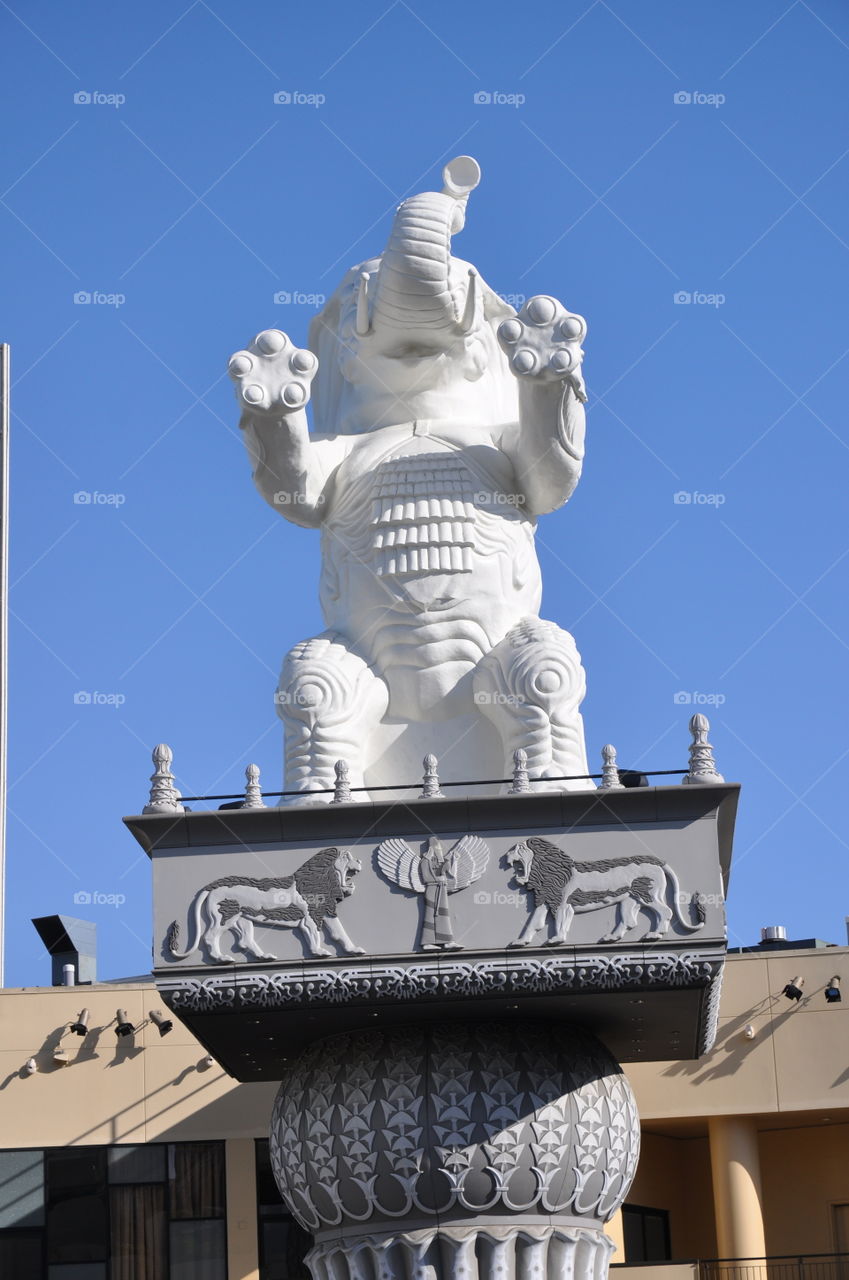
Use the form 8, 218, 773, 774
509, 748, 530, 794
683, 714, 724, 785
333, 759, 352, 804
421, 753, 443, 798
242, 763, 266, 809
143, 744, 185, 814
600, 744, 625, 790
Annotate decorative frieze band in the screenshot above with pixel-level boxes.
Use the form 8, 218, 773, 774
159, 947, 723, 1021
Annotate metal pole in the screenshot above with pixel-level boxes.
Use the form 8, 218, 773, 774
0, 345, 9, 986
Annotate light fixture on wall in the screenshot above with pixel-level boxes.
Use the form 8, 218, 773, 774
24, 1058, 37, 1075
782, 976, 804, 1002
825, 976, 842, 1004
115, 1009, 136, 1038
149, 1009, 173, 1037
70, 1008, 90, 1036
743, 1024, 755, 1039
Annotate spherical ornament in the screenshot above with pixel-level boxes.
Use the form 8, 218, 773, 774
512, 349, 537, 374
526, 295, 557, 325
291, 350, 316, 373
256, 329, 287, 354
498, 319, 523, 345
229, 353, 253, 376
560, 315, 584, 340
549, 349, 575, 374
269, 1021, 638, 1234
281, 382, 306, 407
243, 384, 265, 405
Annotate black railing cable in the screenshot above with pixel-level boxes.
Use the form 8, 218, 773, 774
174, 767, 689, 805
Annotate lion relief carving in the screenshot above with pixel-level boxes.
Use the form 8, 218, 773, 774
506, 836, 707, 946
166, 847, 364, 963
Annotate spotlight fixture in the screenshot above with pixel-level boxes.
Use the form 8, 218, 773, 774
70, 1008, 90, 1037
743, 1024, 755, 1039
200, 1054, 215, 1069
825, 976, 842, 1004
24, 1058, 37, 1076
782, 976, 804, 1002
115, 1009, 136, 1038
149, 1009, 173, 1037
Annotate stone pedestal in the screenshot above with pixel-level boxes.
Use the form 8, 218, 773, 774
269, 1021, 639, 1280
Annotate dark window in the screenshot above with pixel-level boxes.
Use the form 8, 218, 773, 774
107, 1146, 167, 1185
0, 1150, 44, 1229
46, 1149, 108, 1264
0, 1231, 43, 1278
0, 1143, 226, 1278
168, 1219, 226, 1280
168, 1144, 224, 1220
622, 1202, 672, 1262
255, 1140, 311, 1280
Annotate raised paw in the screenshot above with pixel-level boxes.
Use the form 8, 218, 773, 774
228, 329, 318, 417
497, 295, 587, 401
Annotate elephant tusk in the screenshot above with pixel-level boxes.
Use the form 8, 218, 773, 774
457, 269, 477, 335
355, 271, 372, 336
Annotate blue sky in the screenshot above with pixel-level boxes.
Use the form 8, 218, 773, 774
2, 0, 848, 985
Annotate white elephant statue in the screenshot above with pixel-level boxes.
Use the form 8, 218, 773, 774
229, 156, 593, 801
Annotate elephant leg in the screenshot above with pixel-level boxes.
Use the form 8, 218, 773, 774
277, 630, 389, 801
472, 617, 591, 792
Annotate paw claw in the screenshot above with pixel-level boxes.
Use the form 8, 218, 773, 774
229, 329, 317, 416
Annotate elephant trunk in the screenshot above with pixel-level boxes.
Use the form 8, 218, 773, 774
369, 192, 469, 339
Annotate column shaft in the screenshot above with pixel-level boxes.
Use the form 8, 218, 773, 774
708, 1117, 766, 1258
226, 1137, 260, 1280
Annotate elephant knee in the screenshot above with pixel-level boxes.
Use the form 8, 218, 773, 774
277, 632, 388, 730
474, 617, 586, 716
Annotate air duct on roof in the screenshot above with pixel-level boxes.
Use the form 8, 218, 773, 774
31, 915, 96, 986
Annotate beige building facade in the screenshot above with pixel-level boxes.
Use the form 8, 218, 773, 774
1, 942, 847, 1276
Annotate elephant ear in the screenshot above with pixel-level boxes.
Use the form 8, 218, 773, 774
308, 258, 381, 432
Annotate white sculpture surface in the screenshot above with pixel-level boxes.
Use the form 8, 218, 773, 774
230, 156, 593, 799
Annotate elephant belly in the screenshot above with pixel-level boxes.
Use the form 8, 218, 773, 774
320, 442, 542, 719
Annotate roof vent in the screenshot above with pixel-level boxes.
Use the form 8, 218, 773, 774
31, 915, 97, 986
760, 925, 787, 944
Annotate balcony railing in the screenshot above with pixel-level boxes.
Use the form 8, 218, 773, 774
613, 1256, 849, 1280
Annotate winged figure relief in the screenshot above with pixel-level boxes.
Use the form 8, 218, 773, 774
376, 836, 490, 951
